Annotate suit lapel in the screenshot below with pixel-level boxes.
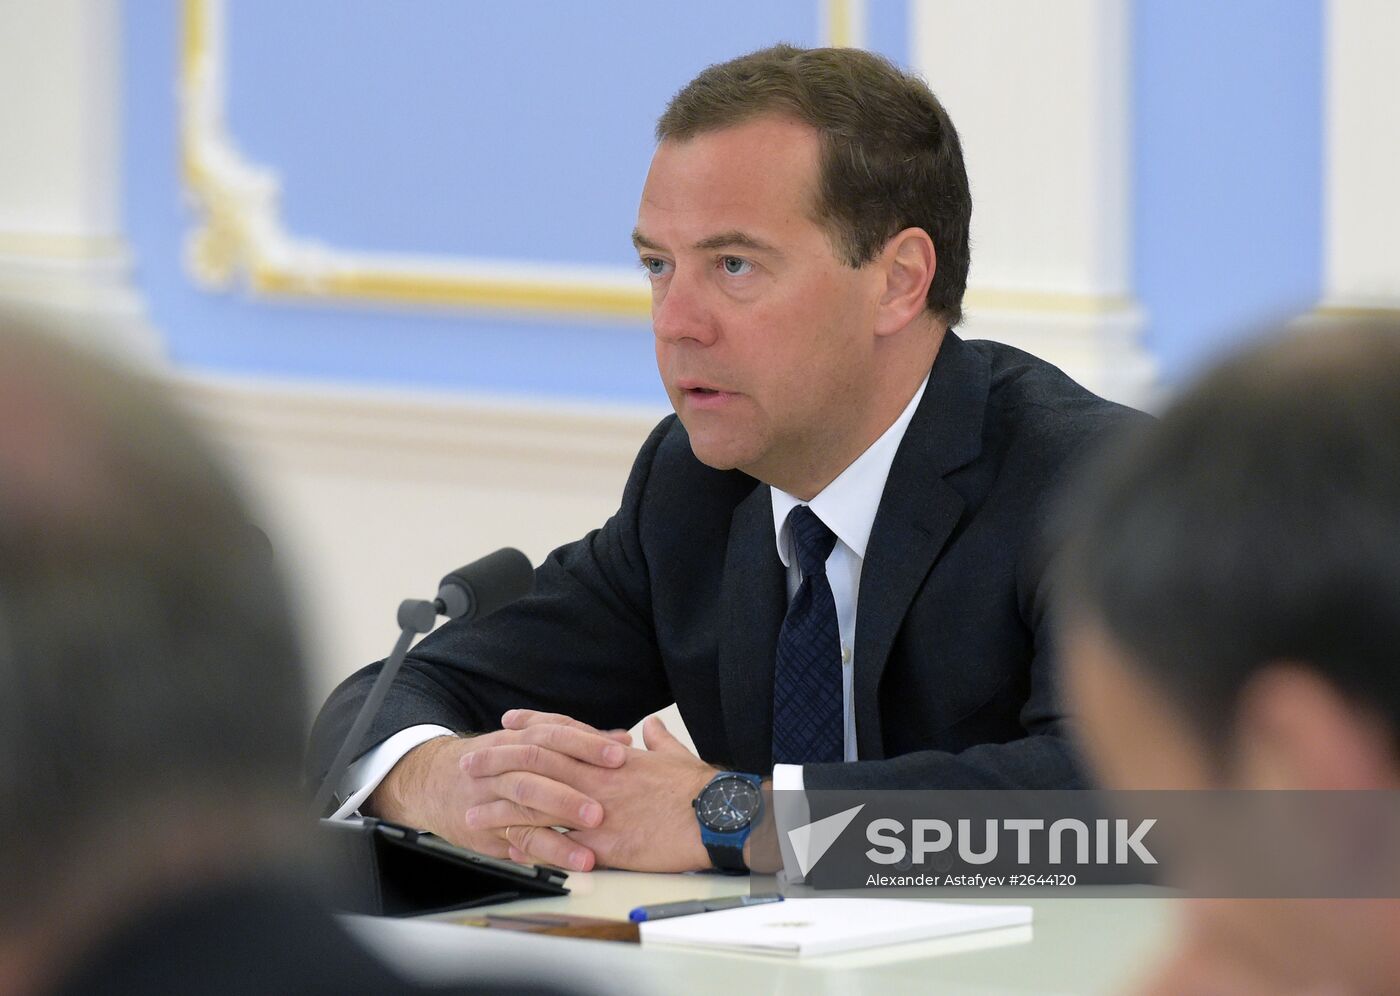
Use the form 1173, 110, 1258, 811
853, 334, 989, 757
716, 482, 786, 771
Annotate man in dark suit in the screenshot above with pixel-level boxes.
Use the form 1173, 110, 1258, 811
310, 45, 1134, 875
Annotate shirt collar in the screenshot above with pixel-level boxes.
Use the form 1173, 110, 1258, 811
771, 372, 931, 567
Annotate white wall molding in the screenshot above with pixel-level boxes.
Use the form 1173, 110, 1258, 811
912, 0, 1155, 408
1323, 0, 1400, 311
177, 374, 667, 479
174, 374, 665, 699
0, 245, 159, 360
0, 0, 161, 359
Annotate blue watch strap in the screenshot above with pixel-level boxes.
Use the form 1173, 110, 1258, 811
694, 772, 763, 873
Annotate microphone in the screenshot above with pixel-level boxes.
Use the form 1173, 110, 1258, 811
313, 548, 534, 817
434, 547, 534, 622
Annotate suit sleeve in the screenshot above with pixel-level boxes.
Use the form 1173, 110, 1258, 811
304, 417, 677, 789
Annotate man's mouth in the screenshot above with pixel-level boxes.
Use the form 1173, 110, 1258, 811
676, 379, 729, 395
675, 381, 737, 409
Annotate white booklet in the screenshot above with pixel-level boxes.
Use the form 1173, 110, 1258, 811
638, 897, 1032, 957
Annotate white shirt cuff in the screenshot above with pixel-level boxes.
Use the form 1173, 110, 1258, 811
771, 763, 812, 885
327, 724, 455, 821
772, 762, 805, 794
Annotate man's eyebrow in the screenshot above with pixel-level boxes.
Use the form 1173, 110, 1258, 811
693, 230, 779, 254
630, 229, 780, 255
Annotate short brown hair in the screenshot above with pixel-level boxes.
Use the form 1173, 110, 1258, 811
657, 44, 972, 328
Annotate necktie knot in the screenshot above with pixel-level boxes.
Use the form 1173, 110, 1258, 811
787, 505, 837, 578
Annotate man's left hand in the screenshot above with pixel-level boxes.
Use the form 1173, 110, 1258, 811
476, 710, 716, 872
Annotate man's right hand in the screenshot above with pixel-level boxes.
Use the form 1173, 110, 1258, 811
364, 714, 633, 871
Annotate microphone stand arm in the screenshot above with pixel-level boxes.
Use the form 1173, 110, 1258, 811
311, 598, 440, 818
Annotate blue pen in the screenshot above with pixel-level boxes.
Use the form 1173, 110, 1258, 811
629, 892, 783, 923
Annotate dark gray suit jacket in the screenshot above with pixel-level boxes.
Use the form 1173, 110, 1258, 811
309, 334, 1137, 793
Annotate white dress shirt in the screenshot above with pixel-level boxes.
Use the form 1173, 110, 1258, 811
333, 374, 930, 820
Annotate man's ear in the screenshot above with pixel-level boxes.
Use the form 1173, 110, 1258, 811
873, 227, 937, 337
1232, 664, 1400, 790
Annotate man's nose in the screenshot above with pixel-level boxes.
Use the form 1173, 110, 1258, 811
651, 267, 718, 346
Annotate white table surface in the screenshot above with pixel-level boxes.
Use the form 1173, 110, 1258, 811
346, 868, 1180, 995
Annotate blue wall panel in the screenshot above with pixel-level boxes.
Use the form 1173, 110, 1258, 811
866, 0, 911, 69
1132, 0, 1324, 383
224, 1, 820, 264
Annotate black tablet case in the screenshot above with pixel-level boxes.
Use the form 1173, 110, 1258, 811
319, 817, 570, 917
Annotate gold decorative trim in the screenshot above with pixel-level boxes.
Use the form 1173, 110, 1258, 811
246, 266, 652, 318
175, 371, 664, 469
825, 0, 862, 48
178, 0, 852, 320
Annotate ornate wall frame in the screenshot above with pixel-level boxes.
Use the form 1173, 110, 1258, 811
178, 0, 862, 319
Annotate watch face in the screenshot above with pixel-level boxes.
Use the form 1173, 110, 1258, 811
696, 775, 761, 832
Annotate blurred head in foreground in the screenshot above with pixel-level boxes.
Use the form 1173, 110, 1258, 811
0, 311, 309, 993
1055, 321, 1400, 994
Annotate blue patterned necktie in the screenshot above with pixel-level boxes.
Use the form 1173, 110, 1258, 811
771, 504, 843, 764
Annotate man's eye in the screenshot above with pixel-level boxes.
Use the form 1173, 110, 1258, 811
721, 256, 753, 276
641, 257, 668, 276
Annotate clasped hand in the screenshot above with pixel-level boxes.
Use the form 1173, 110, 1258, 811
368, 710, 716, 873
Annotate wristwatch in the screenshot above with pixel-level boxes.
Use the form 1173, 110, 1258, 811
692, 771, 764, 873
